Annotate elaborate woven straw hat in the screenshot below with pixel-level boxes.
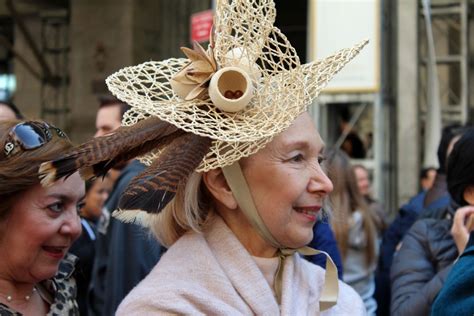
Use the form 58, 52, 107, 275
106, 0, 367, 172
40, 0, 367, 216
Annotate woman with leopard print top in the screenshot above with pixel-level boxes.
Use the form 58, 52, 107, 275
0, 119, 83, 315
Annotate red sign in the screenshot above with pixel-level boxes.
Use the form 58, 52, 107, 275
190, 10, 213, 43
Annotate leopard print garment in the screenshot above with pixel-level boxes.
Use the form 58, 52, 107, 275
0, 254, 79, 316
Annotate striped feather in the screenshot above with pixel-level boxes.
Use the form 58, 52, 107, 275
118, 133, 212, 213
39, 117, 183, 185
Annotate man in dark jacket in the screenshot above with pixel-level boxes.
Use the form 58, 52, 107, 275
87, 98, 163, 316
88, 160, 162, 315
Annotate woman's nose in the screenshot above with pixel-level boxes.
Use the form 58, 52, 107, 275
60, 211, 82, 240
308, 167, 333, 196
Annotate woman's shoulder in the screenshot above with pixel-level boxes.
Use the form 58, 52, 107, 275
404, 217, 452, 245
115, 267, 205, 315
116, 256, 249, 315
153, 230, 213, 274
116, 231, 233, 314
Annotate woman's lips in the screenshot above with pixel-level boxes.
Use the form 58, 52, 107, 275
42, 246, 67, 259
294, 206, 321, 221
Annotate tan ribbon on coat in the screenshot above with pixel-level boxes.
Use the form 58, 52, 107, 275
222, 162, 338, 311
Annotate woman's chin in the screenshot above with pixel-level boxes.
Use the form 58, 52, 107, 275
32, 264, 62, 282
281, 234, 313, 250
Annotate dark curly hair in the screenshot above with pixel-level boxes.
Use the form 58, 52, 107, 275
447, 127, 474, 206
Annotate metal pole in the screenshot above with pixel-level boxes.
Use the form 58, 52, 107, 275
421, 0, 442, 168
307, 0, 319, 124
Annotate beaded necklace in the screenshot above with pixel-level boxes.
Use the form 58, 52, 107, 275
0, 287, 36, 302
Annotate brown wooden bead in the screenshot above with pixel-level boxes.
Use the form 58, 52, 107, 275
234, 90, 243, 98
224, 90, 235, 99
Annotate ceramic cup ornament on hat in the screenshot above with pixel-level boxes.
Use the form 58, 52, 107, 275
208, 66, 254, 113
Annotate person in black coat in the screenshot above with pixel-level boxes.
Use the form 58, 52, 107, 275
390, 127, 474, 316
87, 160, 163, 316
375, 124, 465, 316
69, 177, 112, 316
86, 97, 163, 316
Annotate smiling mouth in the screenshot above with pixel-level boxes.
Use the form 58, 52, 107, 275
294, 207, 320, 217
42, 246, 66, 257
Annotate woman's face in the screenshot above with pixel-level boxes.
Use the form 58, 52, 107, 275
354, 166, 370, 196
241, 113, 333, 250
0, 172, 84, 283
83, 178, 112, 220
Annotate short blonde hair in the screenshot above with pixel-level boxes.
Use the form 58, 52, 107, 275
149, 172, 214, 247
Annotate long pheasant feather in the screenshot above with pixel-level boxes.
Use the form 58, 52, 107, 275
117, 133, 212, 214
39, 117, 182, 185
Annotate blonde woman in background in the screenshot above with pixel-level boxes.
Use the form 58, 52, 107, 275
326, 148, 378, 315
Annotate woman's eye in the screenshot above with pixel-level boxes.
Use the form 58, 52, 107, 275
48, 202, 64, 213
318, 155, 326, 164
290, 154, 304, 162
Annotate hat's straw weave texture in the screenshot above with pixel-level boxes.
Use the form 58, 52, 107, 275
106, 0, 368, 171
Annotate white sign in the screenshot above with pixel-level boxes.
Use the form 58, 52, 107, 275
309, 0, 380, 92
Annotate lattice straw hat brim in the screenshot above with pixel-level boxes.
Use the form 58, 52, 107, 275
106, 0, 367, 171
108, 40, 366, 172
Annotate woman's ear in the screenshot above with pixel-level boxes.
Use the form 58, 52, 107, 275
202, 168, 238, 210
463, 185, 474, 205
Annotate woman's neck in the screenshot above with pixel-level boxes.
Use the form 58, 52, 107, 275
217, 212, 277, 257
0, 277, 35, 307
0, 277, 35, 300
0, 277, 47, 315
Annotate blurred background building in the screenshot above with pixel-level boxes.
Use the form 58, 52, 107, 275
0, 0, 472, 212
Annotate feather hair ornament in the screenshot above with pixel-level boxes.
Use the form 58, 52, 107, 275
118, 132, 212, 214
39, 116, 183, 185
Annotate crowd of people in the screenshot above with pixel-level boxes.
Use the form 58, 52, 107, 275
1, 0, 474, 315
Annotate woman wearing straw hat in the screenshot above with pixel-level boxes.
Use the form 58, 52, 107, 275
40, 0, 368, 314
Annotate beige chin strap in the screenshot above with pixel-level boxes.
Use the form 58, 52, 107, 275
221, 162, 339, 311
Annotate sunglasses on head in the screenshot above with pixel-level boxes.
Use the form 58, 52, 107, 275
3, 121, 67, 157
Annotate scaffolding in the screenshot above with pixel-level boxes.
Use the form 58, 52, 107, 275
396, 0, 472, 204
419, 0, 471, 126
40, 8, 70, 129
4, 0, 70, 128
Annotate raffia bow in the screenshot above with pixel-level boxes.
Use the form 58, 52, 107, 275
170, 42, 218, 101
